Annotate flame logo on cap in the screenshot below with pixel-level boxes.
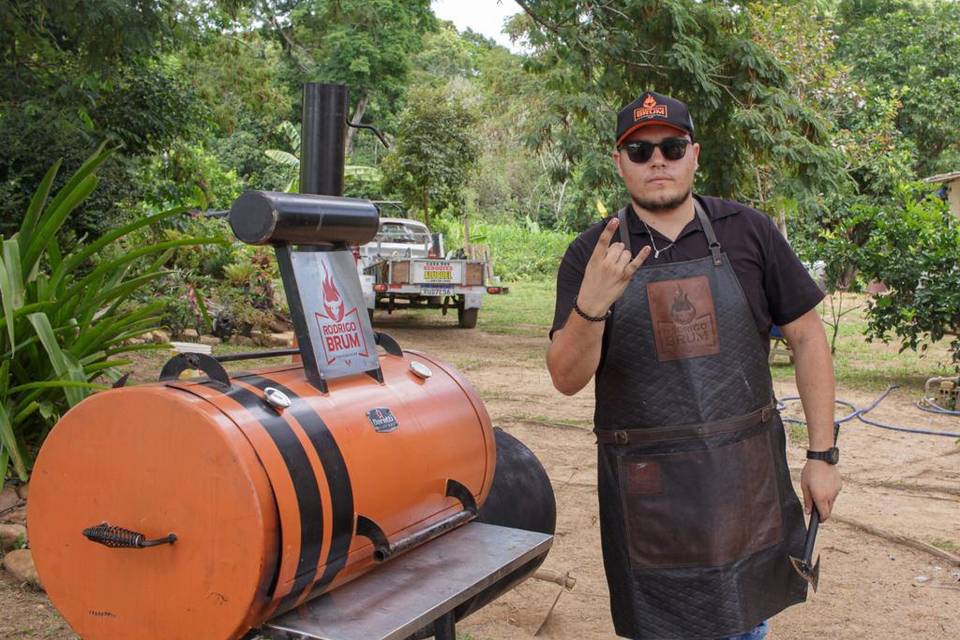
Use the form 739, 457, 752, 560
321, 264, 345, 323
634, 95, 668, 122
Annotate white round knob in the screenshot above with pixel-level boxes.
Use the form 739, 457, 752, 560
410, 361, 433, 380
264, 387, 292, 409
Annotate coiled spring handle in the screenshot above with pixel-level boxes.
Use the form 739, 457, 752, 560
83, 523, 177, 549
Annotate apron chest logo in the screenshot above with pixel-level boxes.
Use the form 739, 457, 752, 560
647, 276, 721, 362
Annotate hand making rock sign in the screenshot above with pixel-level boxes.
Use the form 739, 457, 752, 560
575, 217, 652, 319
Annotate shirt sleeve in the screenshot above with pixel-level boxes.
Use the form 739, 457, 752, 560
762, 216, 825, 326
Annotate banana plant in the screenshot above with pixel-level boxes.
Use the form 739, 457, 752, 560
0, 143, 219, 480
265, 120, 381, 193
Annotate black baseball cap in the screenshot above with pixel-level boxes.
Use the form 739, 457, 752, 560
616, 91, 695, 146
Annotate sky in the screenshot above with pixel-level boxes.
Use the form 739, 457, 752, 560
430, 0, 525, 52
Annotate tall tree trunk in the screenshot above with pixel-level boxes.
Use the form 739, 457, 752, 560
422, 187, 430, 229
778, 211, 790, 244
555, 176, 568, 219
345, 93, 370, 158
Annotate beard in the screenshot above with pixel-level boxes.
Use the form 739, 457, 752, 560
632, 187, 692, 212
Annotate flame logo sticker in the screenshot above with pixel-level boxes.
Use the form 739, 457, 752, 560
321, 264, 345, 323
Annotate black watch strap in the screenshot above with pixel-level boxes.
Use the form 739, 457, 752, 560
806, 447, 840, 465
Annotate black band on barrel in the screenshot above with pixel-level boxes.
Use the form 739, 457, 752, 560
220, 383, 326, 601
245, 375, 355, 610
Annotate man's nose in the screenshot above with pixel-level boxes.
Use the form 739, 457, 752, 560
648, 146, 668, 165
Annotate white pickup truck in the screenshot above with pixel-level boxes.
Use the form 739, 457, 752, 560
357, 217, 504, 328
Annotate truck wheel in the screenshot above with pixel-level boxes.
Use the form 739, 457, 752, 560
458, 307, 478, 328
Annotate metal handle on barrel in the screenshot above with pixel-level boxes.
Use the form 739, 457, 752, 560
83, 523, 177, 549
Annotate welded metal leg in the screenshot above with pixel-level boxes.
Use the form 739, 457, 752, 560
433, 612, 456, 640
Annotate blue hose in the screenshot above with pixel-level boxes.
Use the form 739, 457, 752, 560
777, 385, 960, 438
915, 401, 960, 417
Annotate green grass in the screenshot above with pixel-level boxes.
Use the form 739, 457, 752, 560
929, 538, 960, 553
786, 421, 808, 445
479, 279, 557, 337
483, 284, 955, 395
773, 293, 957, 395
507, 411, 593, 429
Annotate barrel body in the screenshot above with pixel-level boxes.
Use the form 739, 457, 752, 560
28, 351, 496, 640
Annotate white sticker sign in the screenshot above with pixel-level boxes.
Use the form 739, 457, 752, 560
291, 250, 379, 379
411, 260, 463, 284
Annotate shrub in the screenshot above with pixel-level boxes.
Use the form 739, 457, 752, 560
811, 184, 960, 364
438, 216, 575, 282
856, 190, 960, 363
0, 145, 215, 480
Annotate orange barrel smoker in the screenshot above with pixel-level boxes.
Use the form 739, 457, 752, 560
28, 167, 556, 639
28, 349, 510, 639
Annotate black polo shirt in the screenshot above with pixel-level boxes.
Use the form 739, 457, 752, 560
550, 195, 824, 355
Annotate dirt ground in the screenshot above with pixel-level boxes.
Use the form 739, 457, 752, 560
2, 312, 958, 639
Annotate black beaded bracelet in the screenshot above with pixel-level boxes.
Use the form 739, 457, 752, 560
574, 301, 612, 322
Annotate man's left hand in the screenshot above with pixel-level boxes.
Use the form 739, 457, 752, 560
800, 461, 842, 521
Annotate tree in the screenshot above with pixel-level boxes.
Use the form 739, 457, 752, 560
407, 23, 570, 228
508, 1, 846, 232
260, 0, 436, 156
835, 0, 960, 178
380, 87, 479, 228
816, 186, 960, 365
0, 0, 226, 237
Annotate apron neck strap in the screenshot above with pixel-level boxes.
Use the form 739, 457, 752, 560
694, 199, 723, 266
619, 199, 722, 266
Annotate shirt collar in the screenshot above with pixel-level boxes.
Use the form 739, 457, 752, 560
624, 195, 740, 238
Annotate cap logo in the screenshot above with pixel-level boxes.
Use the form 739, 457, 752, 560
634, 95, 668, 122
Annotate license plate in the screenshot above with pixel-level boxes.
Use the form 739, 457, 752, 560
421, 285, 454, 296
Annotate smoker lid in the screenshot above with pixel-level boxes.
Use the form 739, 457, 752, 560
27, 385, 276, 640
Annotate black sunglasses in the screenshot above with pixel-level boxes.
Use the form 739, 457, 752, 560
619, 137, 691, 163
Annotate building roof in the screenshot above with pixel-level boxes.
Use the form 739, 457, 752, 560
922, 170, 960, 184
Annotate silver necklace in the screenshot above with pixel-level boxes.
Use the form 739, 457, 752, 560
640, 218, 675, 259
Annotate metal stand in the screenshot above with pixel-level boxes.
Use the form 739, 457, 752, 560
432, 612, 455, 640
258, 522, 552, 640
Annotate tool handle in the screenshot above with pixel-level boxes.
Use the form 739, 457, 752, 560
801, 507, 821, 561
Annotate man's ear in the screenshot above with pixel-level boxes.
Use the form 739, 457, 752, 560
692, 142, 701, 170
613, 150, 625, 178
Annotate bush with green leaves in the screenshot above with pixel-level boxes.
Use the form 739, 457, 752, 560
856, 190, 960, 364
133, 141, 243, 215
812, 185, 960, 364
434, 213, 575, 282
0, 145, 214, 480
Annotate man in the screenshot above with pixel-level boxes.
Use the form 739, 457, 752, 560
546, 92, 841, 640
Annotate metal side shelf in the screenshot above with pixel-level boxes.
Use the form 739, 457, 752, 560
259, 522, 552, 640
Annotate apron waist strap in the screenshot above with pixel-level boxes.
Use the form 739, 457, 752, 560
595, 403, 775, 445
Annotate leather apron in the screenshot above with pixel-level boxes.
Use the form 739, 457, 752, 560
593, 203, 807, 639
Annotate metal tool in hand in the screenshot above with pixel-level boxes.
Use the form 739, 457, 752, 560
789, 422, 841, 592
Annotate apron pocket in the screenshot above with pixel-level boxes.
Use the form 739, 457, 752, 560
616, 420, 783, 569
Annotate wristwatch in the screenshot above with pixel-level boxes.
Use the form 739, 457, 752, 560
806, 447, 840, 465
